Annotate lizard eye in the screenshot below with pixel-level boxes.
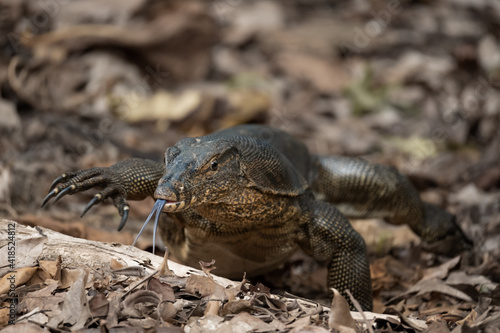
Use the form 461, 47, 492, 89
210, 160, 218, 171
166, 146, 180, 164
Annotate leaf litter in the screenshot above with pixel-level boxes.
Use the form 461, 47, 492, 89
1, 0, 500, 331
0, 235, 497, 332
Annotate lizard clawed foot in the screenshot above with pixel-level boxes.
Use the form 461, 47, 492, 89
42, 168, 110, 207
42, 167, 129, 229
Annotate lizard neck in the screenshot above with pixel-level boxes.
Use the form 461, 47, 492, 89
192, 187, 301, 226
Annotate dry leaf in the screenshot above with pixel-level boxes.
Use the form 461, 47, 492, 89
0, 304, 10, 327
148, 277, 175, 302
220, 299, 253, 316
185, 274, 216, 297
58, 268, 88, 290
122, 290, 161, 318
328, 288, 356, 333
23, 281, 62, 314
158, 248, 174, 277
89, 293, 109, 318
204, 283, 225, 316
186, 313, 224, 332
404, 278, 473, 302
199, 259, 217, 279
423, 321, 451, 333
227, 312, 280, 332
290, 325, 331, 333
29, 257, 63, 285
158, 301, 178, 321
47, 268, 90, 330
446, 271, 495, 288
0, 267, 38, 295
421, 256, 461, 281
39, 256, 62, 280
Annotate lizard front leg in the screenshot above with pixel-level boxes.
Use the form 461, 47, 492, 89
300, 200, 372, 311
42, 158, 165, 230
312, 156, 472, 252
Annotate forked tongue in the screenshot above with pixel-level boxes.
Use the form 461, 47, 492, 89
131, 199, 166, 254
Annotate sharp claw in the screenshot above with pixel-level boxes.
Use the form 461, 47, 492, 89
48, 174, 67, 192
81, 195, 101, 217
117, 206, 129, 231
54, 185, 75, 203
41, 189, 57, 208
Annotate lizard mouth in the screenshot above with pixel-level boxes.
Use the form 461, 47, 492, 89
132, 194, 197, 252
161, 199, 187, 213
155, 193, 197, 213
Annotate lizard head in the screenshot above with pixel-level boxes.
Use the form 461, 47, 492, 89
154, 137, 243, 213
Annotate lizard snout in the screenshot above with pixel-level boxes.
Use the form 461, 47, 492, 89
155, 178, 182, 200
154, 178, 191, 212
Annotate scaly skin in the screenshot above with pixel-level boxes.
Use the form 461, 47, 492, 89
42, 125, 472, 311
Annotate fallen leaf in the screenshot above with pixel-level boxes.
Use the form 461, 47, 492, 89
204, 283, 225, 316
227, 311, 280, 332
30, 257, 62, 285
328, 288, 356, 333
122, 290, 160, 318
456, 308, 477, 326
39, 256, 62, 280
47, 268, 90, 330
421, 321, 450, 333
23, 280, 62, 314
158, 248, 174, 277
287, 316, 313, 331
199, 259, 217, 278
446, 271, 495, 288
59, 268, 90, 290
0, 304, 10, 327
220, 299, 253, 316
185, 313, 224, 332
403, 278, 473, 302
290, 325, 331, 333
89, 293, 109, 318
421, 256, 461, 281
0, 267, 38, 295
148, 277, 175, 302
158, 301, 178, 321
185, 274, 216, 297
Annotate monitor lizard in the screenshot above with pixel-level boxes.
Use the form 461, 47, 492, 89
42, 124, 472, 310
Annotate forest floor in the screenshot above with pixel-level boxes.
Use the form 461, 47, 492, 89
0, 0, 499, 332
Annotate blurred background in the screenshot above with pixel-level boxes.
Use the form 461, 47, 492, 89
0, 0, 499, 312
